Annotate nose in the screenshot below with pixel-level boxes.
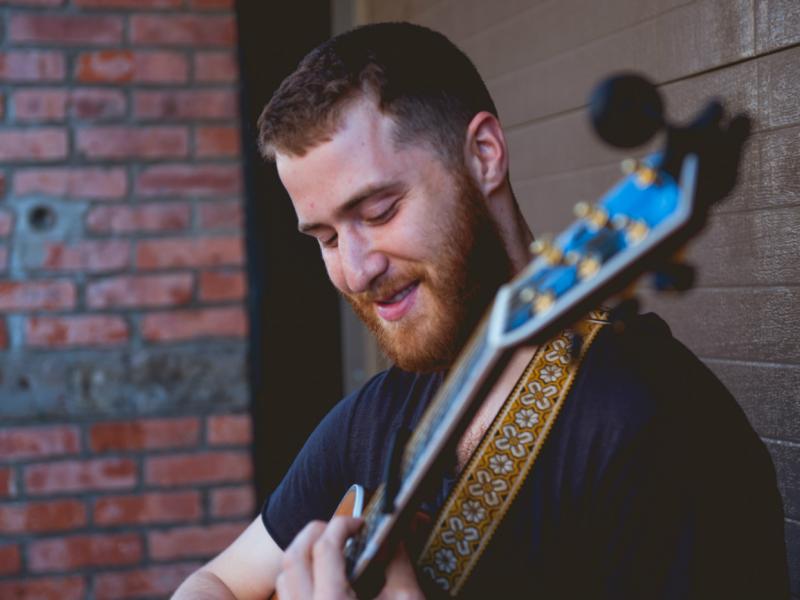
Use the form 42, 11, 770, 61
338, 228, 388, 294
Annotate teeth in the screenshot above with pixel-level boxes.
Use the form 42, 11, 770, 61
385, 284, 414, 304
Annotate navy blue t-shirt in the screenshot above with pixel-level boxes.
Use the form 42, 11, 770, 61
261, 314, 789, 598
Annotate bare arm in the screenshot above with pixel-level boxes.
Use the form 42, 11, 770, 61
173, 515, 283, 600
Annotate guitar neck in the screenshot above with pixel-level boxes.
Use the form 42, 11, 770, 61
346, 312, 514, 588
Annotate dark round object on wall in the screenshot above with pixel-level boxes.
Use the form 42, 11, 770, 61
28, 205, 56, 232
589, 73, 664, 148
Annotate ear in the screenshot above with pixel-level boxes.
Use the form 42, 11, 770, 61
464, 111, 509, 196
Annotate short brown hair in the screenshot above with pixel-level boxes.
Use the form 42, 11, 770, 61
257, 22, 498, 166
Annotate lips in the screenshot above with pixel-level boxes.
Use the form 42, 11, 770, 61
375, 281, 419, 321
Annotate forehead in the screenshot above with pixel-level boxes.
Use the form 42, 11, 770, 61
275, 97, 438, 217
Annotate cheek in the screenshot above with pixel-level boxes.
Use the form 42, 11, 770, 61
322, 252, 346, 293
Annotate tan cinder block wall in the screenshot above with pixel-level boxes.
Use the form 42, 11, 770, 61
363, 0, 800, 594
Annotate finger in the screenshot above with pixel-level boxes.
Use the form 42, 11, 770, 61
311, 516, 363, 595
280, 521, 326, 600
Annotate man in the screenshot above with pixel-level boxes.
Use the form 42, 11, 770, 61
175, 23, 788, 599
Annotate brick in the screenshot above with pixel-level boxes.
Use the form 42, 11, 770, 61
0, 544, 21, 575
142, 307, 247, 342
86, 203, 190, 234
199, 270, 246, 302
210, 485, 255, 518
0, 51, 65, 82
0, 425, 80, 460
198, 201, 242, 230
70, 88, 126, 120
194, 51, 238, 82
134, 90, 237, 120
0, 281, 76, 312
76, 50, 188, 84
0, 210, 13, 236
149, 521, 244, 561
196, 125, 240, 157
77, 126, 188, 160
34, 240, 130, 272
76, 0, 180, 7
89, 417, 199, 451
0, 318, 7, 349
0, 467, 14, 497
10, 14, 123, 46
0, 129, 67, 161
207, 414, 251, 445
14, 167, 127, 200
26, 315, 128, 348
94, 563, 199, 600
136, 164, 242, 197
190, 0, 235, 8
3, 0, 65, 5
13, 89, 67, 122
131, 15, 236, 46
0, 576, 85, 600
136, 236, 243, 269
24, 458, 137, 494
93, 491, 201, 526
146, 450, 251, 486
29, 532, 142, 572
0, 499, 86, 534
87, 273, 193, 309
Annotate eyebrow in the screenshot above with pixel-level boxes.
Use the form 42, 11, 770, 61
297, 181, 403, 234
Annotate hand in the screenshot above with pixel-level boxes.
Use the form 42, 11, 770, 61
277, 516, 425, 600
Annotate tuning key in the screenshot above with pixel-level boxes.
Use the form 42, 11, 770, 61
625, 220, 649, 244
518, 286, 536, 304
529, 237, 562, 265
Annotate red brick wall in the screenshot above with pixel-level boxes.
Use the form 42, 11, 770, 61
0, 1, 254, 597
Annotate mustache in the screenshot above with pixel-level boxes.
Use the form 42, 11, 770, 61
348, 273, 425, 304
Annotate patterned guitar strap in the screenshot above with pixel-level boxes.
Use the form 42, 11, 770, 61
416, 311, 608, 595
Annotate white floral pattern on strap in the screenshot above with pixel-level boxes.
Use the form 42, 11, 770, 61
417, 314, 608, 596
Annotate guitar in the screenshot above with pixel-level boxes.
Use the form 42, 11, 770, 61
302, 73, 750, 597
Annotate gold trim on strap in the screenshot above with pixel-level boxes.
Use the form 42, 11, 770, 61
417, 313, 607, 594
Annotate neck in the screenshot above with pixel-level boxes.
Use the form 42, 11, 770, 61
491, 188, 534, 274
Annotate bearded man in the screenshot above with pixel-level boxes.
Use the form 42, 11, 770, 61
174, 22, 788, 599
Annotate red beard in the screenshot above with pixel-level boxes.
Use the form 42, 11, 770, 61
343, 171, 512, 372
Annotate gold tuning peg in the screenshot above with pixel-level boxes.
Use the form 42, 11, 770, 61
573, 202, 591, 219
625, 219, 649, 244
577, 255, 601, 280
533, 290, 555, 314
621, 157, 659, 187
518, 286, 536, 304
621, 158, 641, 175
529, 238, 563, 265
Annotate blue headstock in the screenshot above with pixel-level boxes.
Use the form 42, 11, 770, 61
490, 152, 696, 348
488, 72, 749, 350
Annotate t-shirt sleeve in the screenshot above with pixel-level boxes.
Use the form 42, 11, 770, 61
260, 391, 357, 549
